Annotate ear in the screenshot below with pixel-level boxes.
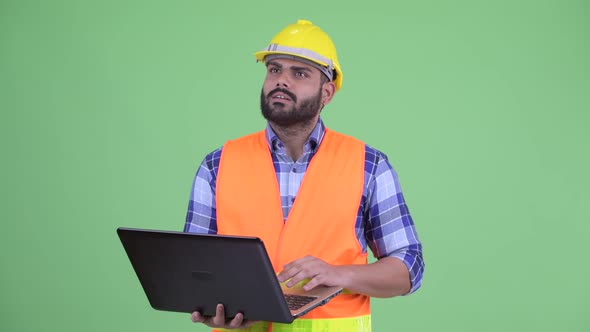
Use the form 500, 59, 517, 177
321, 81, 336, 106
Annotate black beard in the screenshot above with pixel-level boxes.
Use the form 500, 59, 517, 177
260, 88, 322, 127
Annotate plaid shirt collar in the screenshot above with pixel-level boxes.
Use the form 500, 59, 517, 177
264, 118, 326, 154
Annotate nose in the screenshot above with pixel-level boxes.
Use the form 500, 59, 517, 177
275, 71, 290, 88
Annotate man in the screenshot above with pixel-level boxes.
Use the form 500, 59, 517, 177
184, 19, 424, 331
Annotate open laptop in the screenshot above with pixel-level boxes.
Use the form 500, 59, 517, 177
117, 227, 342, 323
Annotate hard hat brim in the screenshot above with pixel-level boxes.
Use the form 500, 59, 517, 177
255, 50, 343, 91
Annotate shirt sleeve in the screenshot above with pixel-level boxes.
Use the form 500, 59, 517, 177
364, 149, 424, 294
183, 148, 222, 234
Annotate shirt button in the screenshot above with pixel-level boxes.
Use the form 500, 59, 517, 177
292, 167, 297, 173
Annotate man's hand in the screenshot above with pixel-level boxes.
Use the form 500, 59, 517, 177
278, 256, 347, 291
191, 304, 257, 330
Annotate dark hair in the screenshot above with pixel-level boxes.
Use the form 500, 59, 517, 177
320, 73, 330, 85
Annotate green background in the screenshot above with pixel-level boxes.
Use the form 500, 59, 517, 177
1, 0, 588, 331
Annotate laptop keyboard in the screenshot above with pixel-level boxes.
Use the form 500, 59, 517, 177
284, 294, 317, 310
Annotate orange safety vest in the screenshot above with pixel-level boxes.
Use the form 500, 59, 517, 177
215, 128, 371, 331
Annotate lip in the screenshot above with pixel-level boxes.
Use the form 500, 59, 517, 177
271, 93, 292, 102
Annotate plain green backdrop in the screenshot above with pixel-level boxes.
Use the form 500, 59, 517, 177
1, 0, 588, 331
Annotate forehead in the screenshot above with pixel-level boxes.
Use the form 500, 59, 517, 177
265, 58, 321, 74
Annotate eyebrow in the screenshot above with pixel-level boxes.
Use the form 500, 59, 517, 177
266, 60, 283, 68
290, 66, 313, 73
267, 61, 314, 73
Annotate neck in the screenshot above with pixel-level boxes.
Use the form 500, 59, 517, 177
269, 117, 318, 161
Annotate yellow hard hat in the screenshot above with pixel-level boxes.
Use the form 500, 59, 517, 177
255, 20, 343, 91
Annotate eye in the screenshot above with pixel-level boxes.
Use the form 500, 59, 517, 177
269, 67, 280, 74
295, 71, 308, 78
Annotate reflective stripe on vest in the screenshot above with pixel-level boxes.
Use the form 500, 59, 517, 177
214, 315, 371, 332
216, 128, 370, 331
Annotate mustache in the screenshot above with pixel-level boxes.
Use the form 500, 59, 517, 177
267, 88, 297, 103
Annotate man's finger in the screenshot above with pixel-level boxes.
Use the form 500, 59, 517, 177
286, 270, 310, 288
227, 312, 244, 329
283, 256, 312, 270
191, 311, 204, 323
280, 258, 315, 283
212, 304, 225, 327
303, 275, 322, 291
278, 265, 299, 282
278, 261, 306, 282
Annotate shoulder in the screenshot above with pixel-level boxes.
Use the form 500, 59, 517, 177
326, 128, 364, 145
224, 131, 266, 146
202, 147, 223, 172
364, 144, 389, 165
325, 128, 393, 174
363, 143, 399, 180
365, 143, 388, 164
201, 130, 266, 173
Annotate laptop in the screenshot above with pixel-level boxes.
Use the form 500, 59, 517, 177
117, 227, 343, 324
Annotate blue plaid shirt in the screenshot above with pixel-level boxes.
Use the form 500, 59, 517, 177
185, 119, 424, 293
